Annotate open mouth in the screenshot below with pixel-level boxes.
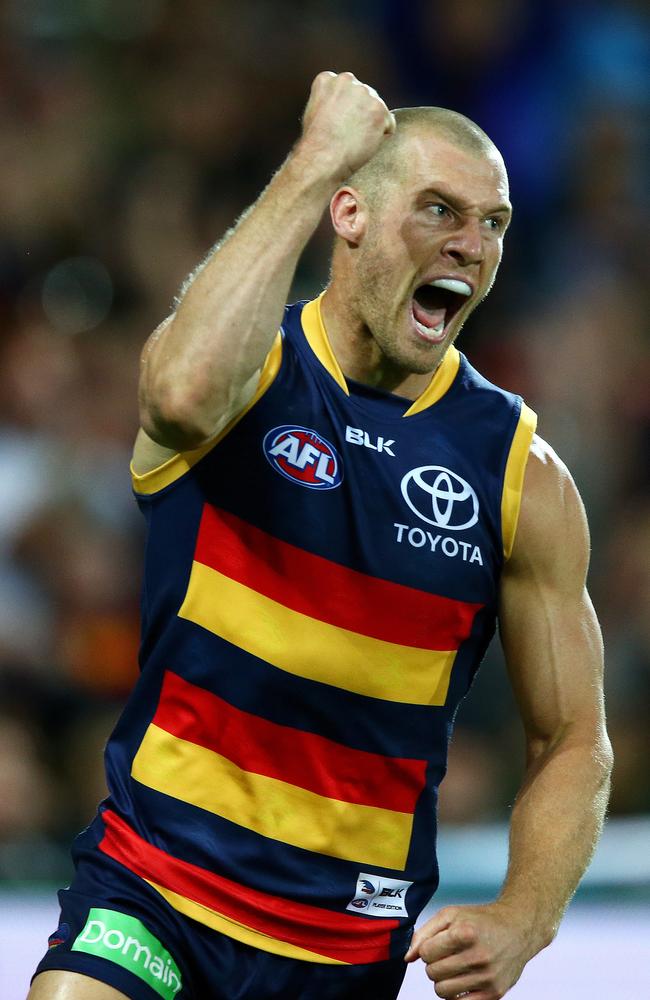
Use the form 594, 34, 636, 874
411, 278, 472, 343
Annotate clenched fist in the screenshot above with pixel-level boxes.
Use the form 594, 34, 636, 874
298, 71, 396, 183
405, 901, 543, 1000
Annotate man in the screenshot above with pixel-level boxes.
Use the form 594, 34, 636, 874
30, 72, 612, 1000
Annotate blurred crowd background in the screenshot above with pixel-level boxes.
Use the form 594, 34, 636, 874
0, 0, 648, 883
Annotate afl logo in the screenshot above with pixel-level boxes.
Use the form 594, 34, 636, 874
401, 465, 479, 530
350, 898, 369, 909
263, 425, 343, 490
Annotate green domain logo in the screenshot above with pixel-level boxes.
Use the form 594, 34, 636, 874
72, 908, 182, 999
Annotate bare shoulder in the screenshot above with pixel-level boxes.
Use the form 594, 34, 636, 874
509, 433, 590, 585
519, 433, 584, 520
499, 441, 606, 747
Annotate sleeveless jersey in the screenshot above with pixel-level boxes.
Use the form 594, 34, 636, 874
86, 295, 536, 966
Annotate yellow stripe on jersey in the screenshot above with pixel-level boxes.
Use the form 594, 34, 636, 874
131, 332, 283, 495
144, 881, 347, 965
300, 295, 349, 394
132, 724, 414, 870
402, 346, 461, 416
178, 561, 456, 706
501, 402, 537, 560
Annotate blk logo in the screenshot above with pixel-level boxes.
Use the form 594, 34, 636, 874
401, 465, 479, 530
345, 426, 395, 457
263, 425, 343, 490
347, 872, 413, 918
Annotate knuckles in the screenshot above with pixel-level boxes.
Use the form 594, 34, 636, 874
310, 69, 386, 116
472, 948, 490, 967
453, 922, 478, 948
433, 984, 504, 1000
312, 70, 337, 88
312, 69, 357, 93
418, 906, 519, 1000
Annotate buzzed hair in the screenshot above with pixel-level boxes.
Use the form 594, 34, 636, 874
347, 106, 500, 202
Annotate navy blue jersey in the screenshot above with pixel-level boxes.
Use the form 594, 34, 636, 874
82, 295, 536, 965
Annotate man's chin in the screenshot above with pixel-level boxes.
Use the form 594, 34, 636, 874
407, 351, 447, 376
369, 314, 458, 378
404, 326, 456, 372
382, 341, 447, 378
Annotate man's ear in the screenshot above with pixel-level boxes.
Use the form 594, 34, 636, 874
329, 187, 368, 247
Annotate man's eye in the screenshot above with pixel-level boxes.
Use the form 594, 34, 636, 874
428, 203, 450, 217
485, 217, 503, 232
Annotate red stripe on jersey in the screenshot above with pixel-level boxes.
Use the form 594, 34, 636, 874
194, 504, 482, 649
99, 809, 398, 963
153, 671, 427, 812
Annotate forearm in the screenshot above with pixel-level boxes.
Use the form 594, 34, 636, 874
498, 731, 612, 953
139, 71, 395, 449
141, 147, 337, 445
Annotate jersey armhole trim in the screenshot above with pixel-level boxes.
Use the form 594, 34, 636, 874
130, 332, 283, 496
501, 401, 537, 560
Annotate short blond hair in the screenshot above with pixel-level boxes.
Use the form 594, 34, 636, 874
347, 106, 500, 201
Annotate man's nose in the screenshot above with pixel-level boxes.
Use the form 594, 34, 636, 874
441, 217, 484, 266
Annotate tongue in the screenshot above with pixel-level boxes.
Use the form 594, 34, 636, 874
412, 298, 446, 330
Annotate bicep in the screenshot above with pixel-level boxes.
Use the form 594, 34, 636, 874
498, 437, 606, 756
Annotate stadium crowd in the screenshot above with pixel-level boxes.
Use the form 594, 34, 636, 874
1, 0, 648, 882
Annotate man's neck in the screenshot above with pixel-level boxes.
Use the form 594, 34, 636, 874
319, 285, 440, 402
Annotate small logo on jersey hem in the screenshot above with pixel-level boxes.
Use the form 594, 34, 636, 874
48, 922, 70, 949
263, 425, 343, 490
346, 873, 413, 918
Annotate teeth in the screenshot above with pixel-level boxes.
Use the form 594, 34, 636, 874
430, 278, 472, 296
414, 318, 445, 340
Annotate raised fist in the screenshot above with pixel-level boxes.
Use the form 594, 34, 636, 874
299, 71, 396, 182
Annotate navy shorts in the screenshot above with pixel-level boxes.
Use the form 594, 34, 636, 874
34, 849, 409, 1000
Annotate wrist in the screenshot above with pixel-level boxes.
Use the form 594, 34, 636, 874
288, 137, 352, 190
492, 894, 557, 957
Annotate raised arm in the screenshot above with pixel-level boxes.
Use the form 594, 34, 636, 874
405, 435, 613, 1000
134, 71, 395, 464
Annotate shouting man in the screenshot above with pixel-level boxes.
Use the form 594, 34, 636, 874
30, 72, 612, 1000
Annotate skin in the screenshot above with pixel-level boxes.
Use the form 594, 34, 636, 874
322, 130, 511, 396
403, 435, 611, 998
27, 971, 128, 999
30, 72, 612, 1000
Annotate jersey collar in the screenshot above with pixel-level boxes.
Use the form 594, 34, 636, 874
300, 293, 460, 417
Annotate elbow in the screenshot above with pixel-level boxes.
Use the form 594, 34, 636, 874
589, 718, 614, 776
528, 723, 614, 782
593, 737, 614, 814
571, 727, 614, 793
596, 732, 614, 784
138, 314, 224, 449
139, 379, 219, 451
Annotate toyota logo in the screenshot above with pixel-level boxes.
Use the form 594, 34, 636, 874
400, 466, 479, 530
